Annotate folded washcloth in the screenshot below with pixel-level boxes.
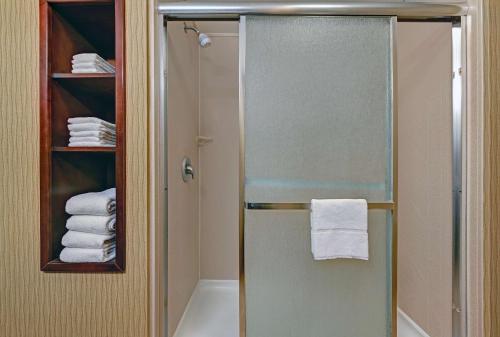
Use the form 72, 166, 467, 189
66, 215, 116, 235
72, 61, 115, 73
68, 117, 115, 130
69, 141, 115, 147
69, 136, 115, 143
65, 188, 116, 215
69, 130, 116, 139
71, 68, 110, 74
61, 230, 115, 248
59, 246, 116, 263
73, 53, 110, 64
310, 199, 368, 260
68, 123, 116, 133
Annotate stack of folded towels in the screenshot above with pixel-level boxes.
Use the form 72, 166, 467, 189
71, 53, 115, 74
59, 188, 117, 263
67, 117, 116, 147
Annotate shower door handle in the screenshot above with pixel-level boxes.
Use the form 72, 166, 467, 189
182, 157, 194, 182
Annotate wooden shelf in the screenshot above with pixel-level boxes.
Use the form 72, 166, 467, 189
52, 73, 115, 97
52, 73, 115, 79
42, 258, 122, 273
52, 146, 116, 152
40, 0, 125, 273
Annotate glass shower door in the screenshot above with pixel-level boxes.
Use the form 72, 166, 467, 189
242, 16, 395, 337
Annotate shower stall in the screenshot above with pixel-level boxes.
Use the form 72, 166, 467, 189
152, 3, 467, 337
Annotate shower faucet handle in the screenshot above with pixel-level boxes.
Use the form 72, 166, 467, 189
182, 157, 194, 182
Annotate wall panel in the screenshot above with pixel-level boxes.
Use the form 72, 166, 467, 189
0, 1, 149, 336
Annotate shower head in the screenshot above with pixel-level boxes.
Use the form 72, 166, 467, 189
198, 33, 212, 48
184, 23, 212, 48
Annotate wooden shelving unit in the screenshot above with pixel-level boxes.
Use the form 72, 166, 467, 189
40, 0, 125, 272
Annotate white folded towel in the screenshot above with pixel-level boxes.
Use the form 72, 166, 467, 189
65, 188, 116, 215
59, 246, 116, 263
73, 53, 111, 64
70, 130, 116, 139
69, 142, 115, 147
71, 68, 110, 74
68, 117, 115, 130
62, 230, 115, 248
69, 136, 115, 143
310, 199, 368, 260
72, 62, 115, 73
66, 215, 116, 235
67, 123, 116, 133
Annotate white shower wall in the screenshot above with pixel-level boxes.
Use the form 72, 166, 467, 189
198, 22, 240, 280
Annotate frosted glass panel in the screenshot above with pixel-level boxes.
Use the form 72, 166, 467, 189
244, 16, 393, 202
245, 210, 391, 337
243, 16, 394, 337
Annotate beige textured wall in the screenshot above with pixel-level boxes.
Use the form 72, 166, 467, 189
166, 21, 200, 337
397, 22, 453, 337
198, 21, 240, 280
0, 1, 149, 337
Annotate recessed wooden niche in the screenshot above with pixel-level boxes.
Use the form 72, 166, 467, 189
40, 0, 125, 272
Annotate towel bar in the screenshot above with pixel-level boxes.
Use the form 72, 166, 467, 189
245, 202, 395, 210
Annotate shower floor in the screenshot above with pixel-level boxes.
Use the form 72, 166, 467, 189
173, 280, 239, 337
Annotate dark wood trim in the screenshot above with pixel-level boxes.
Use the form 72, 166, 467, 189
52, 146, 116, 152
40, 0, 125, 273
52, 73, 115, 79
114, 0, 126, 272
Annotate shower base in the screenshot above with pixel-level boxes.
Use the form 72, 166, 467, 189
173, 279, 239, 337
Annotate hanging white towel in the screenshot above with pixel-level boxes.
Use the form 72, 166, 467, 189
61, 230, 115, 249
310, 199, 368, 260
59, 246, 116, 263
65, 188, 116, 215
68, 117, 115, 130
66, 215, 116, 235
67, 123, 116, 133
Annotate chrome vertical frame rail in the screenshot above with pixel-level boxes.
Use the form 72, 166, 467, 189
238, 15, 247, 337
452, 17, 468, 337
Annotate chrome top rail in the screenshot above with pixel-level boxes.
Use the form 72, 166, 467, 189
245, 201, 395, 211
158, 2, 468, 19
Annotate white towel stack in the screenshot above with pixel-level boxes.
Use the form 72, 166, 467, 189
71, 53, 115, 74
67, 117, 116, 147
59, 188, 117, 263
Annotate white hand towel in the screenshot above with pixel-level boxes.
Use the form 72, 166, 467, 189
59, 247, 116, 263
66, 215, 116, 235
68, 117, 115, 130
70, 130, 116, 139
61, 230, 115, 248
69, 136, 115, 143
69, 141, 115, 147
310, 199, 368, 260
68, 123, 116, 133
71, 68, 112, 74
72, 61, 115, 73
72, 53, 109, 63
65, 188, 116, 215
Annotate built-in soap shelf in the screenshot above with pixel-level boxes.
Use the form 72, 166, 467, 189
197, 136, 213, 147
40, 0, 125, 272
